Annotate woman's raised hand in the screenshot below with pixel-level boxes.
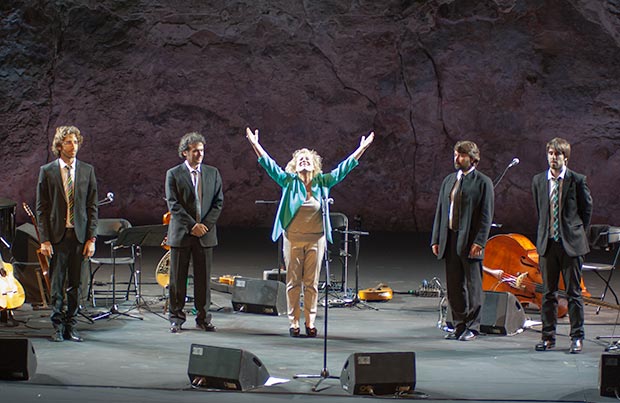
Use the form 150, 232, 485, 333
245, 127, 259, 145
360, 131, 374, 149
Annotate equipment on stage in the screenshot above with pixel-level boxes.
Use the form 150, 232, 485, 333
10, 223, 48, 307
0, 259, 25, 310
340, 351, 416, 395
482, 233, 594, 318
446, 291, 526, 336
599, 353, 620, 397
231, 277, 286, 316
21, 203, 51, 302
358, 283, 393, 302
155, 250, 170, 288
88, 218, 137, 310
90, 224, 167, 321
0, 338, 37, 380
0, 198, 16, 246
188, 344, 270, 391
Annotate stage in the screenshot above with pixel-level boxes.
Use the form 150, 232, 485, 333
1, 229, 619, 403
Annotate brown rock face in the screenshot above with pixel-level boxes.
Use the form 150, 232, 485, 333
2, 1, 620, 234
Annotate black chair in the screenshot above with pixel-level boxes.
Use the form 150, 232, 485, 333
583, 224, 620, 314
88, 218, 137, 306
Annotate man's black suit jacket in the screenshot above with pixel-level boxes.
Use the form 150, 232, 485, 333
36, 159, 98, 245
165, 163, 223, 248
431, 169, 494, 260
531, 169, 593, 257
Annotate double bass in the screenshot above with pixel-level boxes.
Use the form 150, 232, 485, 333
482, 233, 593, 318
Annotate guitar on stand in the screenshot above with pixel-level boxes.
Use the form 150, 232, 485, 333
21, 202, 50, 307
0, 253, 26, 326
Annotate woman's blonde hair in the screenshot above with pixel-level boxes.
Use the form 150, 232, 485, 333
285, 148, 323, 177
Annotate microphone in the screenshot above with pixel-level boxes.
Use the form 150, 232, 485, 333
508, 158, 520, 169
493, 157, 520, 189
107, 192, 114, 202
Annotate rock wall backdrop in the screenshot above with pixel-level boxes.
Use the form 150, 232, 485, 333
2, 0, 620, 234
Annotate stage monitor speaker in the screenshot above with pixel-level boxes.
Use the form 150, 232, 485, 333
447, 291, 526, 336
600, 353, 620, 397
340, 352, 416, 395
187, 344, 269, 391
0, 338, 37, 380
231, 277, 286, 315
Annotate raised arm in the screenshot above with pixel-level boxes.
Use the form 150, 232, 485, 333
245, 127, 268, 158
350, 131, 375, 160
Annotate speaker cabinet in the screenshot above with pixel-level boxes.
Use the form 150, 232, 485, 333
231, 277, 286, 315
340, 352, 416, 395
187, 344, 269, 391
447, 291, 526, 335
600, 353, 620, 397
0, 338, 37, 380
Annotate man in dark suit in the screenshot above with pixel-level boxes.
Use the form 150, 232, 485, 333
36, 126, 98, 342
431, 140, 494, 341
165, 132, 223, 333
532, 137, 592, 353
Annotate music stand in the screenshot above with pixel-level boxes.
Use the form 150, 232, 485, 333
118, 225, 168, 320
340, 229, 376, 310
90, 225, 166, 320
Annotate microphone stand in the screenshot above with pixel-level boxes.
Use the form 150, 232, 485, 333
493, 159, 518, 188
491, 159, 518, 229
294, 196, 339, 391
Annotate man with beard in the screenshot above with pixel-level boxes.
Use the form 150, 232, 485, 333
431, 141, 494, 341
165, 132, 223, 333
532, 137, 592, 353
36, 126, 98, 342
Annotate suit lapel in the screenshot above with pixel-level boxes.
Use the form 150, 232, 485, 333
51, 160, 68, 203
561, 170, 573, 207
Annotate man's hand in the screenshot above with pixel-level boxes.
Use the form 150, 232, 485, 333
83, 239, 96, 257
40, 241, 53, 257
191, 223, 209, 237
469, 243, 483, 258
431, 244, 439, 257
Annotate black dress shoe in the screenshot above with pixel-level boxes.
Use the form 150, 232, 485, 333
170, 323, 181, 333
196, 322, 217, 332
305, 327, 317, 338
569, 339, 583, 354
51, 328, 64, 342
64, 328, 83, 342
535, 339, 556, 351
289, 327, 300, 337
458, 330, 477, 341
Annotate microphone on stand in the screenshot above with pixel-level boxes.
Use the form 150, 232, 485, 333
507, 158, 520, 169
493, 157, 520, 188
107, 192, 115, 202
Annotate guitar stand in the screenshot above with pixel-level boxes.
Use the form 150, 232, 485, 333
293, 197, 340, 392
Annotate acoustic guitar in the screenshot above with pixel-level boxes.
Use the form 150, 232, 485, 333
358, 283, 393, 301
0, 259, 26, 310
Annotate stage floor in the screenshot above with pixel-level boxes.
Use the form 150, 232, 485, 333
1, 228, 620, 403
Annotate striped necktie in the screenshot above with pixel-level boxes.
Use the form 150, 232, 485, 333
192, 170, 201, 222
550, 177, 560, 241
66, 165, 75, 225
